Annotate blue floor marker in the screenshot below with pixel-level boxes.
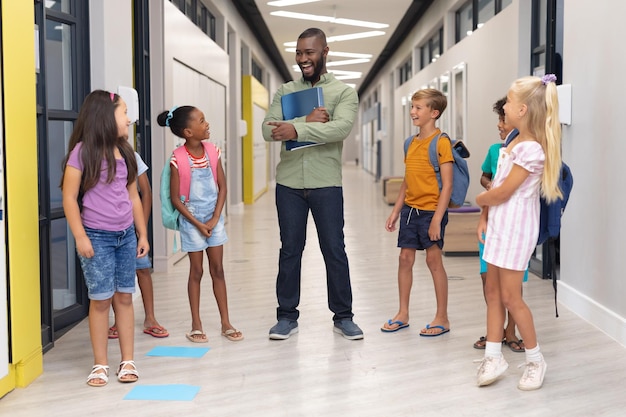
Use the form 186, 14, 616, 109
145, 346, 210, 358
124, 384, 200, 401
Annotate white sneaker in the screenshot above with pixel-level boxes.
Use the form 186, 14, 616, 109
518, 358, 547, 391
476, 356, 509, 386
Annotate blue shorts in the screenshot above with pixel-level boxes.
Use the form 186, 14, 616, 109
79, 225, 137, 300
397, 205, 447, 250
135, 251, 152, 270
479, 235, 529, 282
179, 212, 228, 252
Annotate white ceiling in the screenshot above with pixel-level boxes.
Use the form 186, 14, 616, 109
254, 0, 414, 92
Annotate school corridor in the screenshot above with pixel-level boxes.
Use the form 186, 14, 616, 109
0, 164, 623, 417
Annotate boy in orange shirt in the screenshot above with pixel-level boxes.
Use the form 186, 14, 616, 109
382, 88, 453, 336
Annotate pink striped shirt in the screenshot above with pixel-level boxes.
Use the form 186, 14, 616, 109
483, 141, 544, 270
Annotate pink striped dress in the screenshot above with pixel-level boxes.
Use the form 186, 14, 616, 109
483, 141, 545, 270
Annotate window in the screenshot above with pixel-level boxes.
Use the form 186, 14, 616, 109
419, 27, 443, 69
455, 0, 512, 43
170, 0, 217, 42
398, 57, 412, 86
456, 1, 473, 42
251, 58, 263, 84
531, 0, 548, 74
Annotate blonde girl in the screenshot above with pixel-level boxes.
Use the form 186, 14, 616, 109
475, 74, 562, 390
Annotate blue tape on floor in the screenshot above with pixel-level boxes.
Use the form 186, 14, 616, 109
124, 384, 200, 401
145, 346, 210, 358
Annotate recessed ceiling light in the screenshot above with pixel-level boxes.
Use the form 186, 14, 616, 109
285, 48, 373, 59
267, 0, 320, 6
326, 59, 371, 67
284, 31, 386, 46
291, 66, 362, 80
270, 11, 388, 29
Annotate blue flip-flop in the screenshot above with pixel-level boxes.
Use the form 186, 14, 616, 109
419, 324, 450, 337
381, 320, 409, 333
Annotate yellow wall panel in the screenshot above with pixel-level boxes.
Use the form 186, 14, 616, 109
0, 0, 44, 396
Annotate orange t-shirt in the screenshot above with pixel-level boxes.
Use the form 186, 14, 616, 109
404, 129, 453, 210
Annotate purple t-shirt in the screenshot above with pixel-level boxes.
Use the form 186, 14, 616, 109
67, 142, 134, 231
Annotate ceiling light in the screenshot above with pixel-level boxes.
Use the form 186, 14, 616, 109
291, 66, 361, 80
291, 58, 370, 73
284, 31, 386, 46
270, 11, 388, 29
285, 48, 372, 59
326, 59, 371, 67
329, 70, 362, 81
267, 0, 320, 6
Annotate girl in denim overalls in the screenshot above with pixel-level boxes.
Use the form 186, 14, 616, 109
158, 106, 243, 343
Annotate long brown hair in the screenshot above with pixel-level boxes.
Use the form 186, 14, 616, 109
60, 90, 137, 192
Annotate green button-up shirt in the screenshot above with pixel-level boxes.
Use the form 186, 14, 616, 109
262, 73, 358, 189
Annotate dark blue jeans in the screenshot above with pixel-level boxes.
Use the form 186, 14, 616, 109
275, 184, 354, 322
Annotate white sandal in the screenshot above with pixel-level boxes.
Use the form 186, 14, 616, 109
86, 364, 109, 387
116, 360, 139, 383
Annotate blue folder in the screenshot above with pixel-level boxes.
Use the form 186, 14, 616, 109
281, 87, 325, 151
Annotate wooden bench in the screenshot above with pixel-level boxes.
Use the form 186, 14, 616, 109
443, 206, 480, 256
382, 176, 403, 205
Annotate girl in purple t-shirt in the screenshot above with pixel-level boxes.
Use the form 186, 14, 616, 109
61, 90, 149, 387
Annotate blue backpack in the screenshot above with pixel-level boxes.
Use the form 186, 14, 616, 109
505, 129, 574, 245
403, 132, 471, 208
505, 128, 573, 317
537, 163, 573, 245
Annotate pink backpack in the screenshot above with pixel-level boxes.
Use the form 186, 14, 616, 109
161, 142, 219, 231
173, 141, 219, 203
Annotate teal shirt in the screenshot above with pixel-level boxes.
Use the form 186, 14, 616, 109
262, 73, 358, 189
481, 142, 503, 175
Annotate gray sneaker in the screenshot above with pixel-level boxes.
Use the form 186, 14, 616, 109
333, 319, 364, 340
269, 319, 298, 340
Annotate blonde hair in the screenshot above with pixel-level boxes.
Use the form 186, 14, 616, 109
509, 76, 563, 202
411, 88, 447, 119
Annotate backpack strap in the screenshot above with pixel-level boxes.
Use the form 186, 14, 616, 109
173, 142, 220, 204
427, 132, 446, 190
202, 141, 219, 187
403, 135, 414, 156
547, 237, 559, 318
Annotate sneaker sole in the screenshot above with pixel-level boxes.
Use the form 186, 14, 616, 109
269, 327, 298, 340
477, 363, 509, 386
333, 326, 364, 340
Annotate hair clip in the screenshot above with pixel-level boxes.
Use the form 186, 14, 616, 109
165, 105, 179, 127
110, 92, 115, 101
541, 74, 557, 85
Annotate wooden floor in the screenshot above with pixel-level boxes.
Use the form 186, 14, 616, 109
2, 164, 625, 416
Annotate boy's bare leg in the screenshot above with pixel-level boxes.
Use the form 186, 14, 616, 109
382, 248, 416, 330
421, 245, 450, 335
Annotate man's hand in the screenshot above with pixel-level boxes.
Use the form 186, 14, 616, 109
306, 106, 329, 123
267, 121, 298, 141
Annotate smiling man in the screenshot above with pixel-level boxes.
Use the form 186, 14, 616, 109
262, 28, 362, 341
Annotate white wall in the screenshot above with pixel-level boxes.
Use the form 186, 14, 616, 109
150, 0, 289, 271
360, 0, 626, 347
89, 0, 133, 91
557, 1, 626, 346
361, 0, 531, 202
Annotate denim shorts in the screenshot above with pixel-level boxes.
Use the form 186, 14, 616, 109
397, 205, 447, 250
179, 212, 228, 252
79, 225, 137, 300
135, 251, 152, 270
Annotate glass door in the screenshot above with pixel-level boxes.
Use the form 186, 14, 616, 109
35, 0, 90, 350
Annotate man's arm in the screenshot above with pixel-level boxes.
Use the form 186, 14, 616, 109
292, 87, 358, 144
